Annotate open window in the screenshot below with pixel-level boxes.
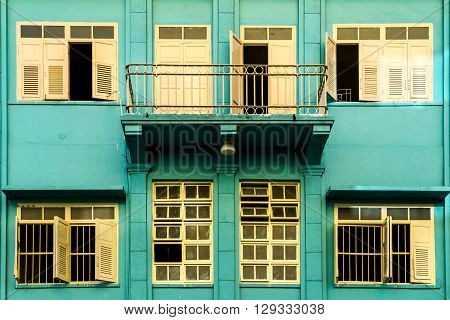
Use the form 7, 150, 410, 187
330, 24, 433, 102
17, 23, 118, 102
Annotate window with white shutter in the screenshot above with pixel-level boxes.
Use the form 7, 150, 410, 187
92, 41, 117, 101
44, 41, 68, 100
18, 40, 43, 100
54, 217, 71, 282
95, 220, 118, 282
326, 33, 337, 100
383, 43, 407, 101
359, 43, 381, 101
230, 32, 243, 113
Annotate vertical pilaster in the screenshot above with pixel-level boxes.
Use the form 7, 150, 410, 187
127, 164, 151, 300
130, 0, 148, 63
216, 163, 238, 299
301, 165, 325, 300
304, 0, 321, 64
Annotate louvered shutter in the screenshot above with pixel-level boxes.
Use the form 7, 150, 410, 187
14, 217, 19, 279
92, 41, 117, 100
95, 219, 117, 282
383, 216, 392, 282
154, 40, 183, 112
410, 221, 435, 284
326, 33, 337, 100
359, 43, 381, 101
383, 43, 408, 101
268, 41, 296, 113
230, 32, 244, 114
408, 43, 432, 101
53, 217, 71, 282
44, 41, 68, 100
18, 40, 43, 100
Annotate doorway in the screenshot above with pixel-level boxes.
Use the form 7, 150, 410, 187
69, 43, 92, 101
243, 45, 268, 114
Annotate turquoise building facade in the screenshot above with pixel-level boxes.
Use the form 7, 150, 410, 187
0, 0, 449, 300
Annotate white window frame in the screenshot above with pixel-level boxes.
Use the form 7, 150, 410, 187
240, 181, 300, 284
334, 204, 435, 285
332, 23, 433, 102
152, 182, 214, 284
15, 203, 119, 285
16, 21, 118, 102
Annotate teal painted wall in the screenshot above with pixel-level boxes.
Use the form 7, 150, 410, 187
0, 0, 449, 300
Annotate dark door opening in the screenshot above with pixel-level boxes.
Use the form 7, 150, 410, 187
69, 43, 92, 101
336, 44, 359, 102
244, 45, 268, 114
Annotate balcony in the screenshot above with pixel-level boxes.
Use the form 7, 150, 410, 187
124, 64, 328, 116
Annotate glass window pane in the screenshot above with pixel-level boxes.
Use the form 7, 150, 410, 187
21, 25, 42, 38
386, 27, 407, 40
285, 246, 297, 260
156, 266, 167, 281
338, 207, 359, 220
198, 226, 210, 240
388, 208, 408, 220
168, 226, 180, 238
269, 28, 292, 40
44, 26, 65, 38
360, 207, 381, 220
186, 225, 197, 240
155, 206, 167, 218
198, 206, 210, 219
186, 246, 197, 260
185, 186, 197, 199
186, 266, 197, 280
255, 208, 267, 216
169, 266, 180, 280
242, 208, 254, 216
155, 186, 167, 199
255, 266, 267, 279
272, 207, 284, 217
184, 27, 207, 40
198, 185, 210, 198
44, 207, 65, 220
243, 226, 254, 239
21, 207, 42, 220
359, 27, 380, 40
244, 28, 267, 40
94, 207, 115, 219
169, 186, 180, 199
243, 245, 254, 260
168, 206, 181, 218
285, 266, 297, 280
273, 266, 284, 280
93, 26, 114, 39
243, 266, 254, 279
255, 245, 267, 260
285, 226, 297, 240
159, 27, 182, 39
272, 186, 284, 199
408, 27, 429, 40
285, 186, 297, 199
155, 226, 167, 239
199, 266, 210, 280
198, 246, 210, 260
255, 187, 267, 195
285, 207, 297, 218
70, 26, 91, 38
410, 208, 431, 220
71, 207, 92, 220
272, 226, 284, 240
255, 226, 267, 239
336, 28, 358, 40
186, 206, 197, 219
272, 246, 284, 260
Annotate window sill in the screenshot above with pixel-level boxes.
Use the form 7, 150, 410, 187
152, 283, 213, 288
328, 101, 441, 108
334, 283, 440, 289
16, 283, 120, 289
11, 101, 121, 106
240, 283, 301, 288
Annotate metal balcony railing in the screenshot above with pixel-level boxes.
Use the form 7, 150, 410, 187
125, 64, 328, 116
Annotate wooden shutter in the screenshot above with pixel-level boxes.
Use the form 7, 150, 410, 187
410, 220, 435, 284
14, 217, 19, 279
95, 219, 117, 282
230, 32, 243, 113
44, 41, 68, 100
408, 43, 432, 101
92, 41, 117, 100
53, 217, 71, 282
17, 40, 43, 100
326, 33, 337, 100
383, 216, 392, 282
383, 43, 408, 101
268, 41, 296, 112
359, 43, 381, 101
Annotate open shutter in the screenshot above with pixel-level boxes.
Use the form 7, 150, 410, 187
383, 43, 408, 101
268, 41, 296, 112
53, 217, 71, 282
326, 33, 337, 100
410, 221, 435, 284
18, 40, 43, 100
230, 32, 244, 114
383, 216, 392, 282
359, 43, 381, 101
44, 41, 68, 100
92, 41, 117, 100
408, 43, 432, 101
95, 219, 117, 282
14, 217, 19, 279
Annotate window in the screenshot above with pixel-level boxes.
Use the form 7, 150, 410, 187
17, 22, 118, 101
152, 182, 213, 283
334, 205, 435, 285
330, 23, 433, 102
240, 182, 300, 283
15, 204, 118, 284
